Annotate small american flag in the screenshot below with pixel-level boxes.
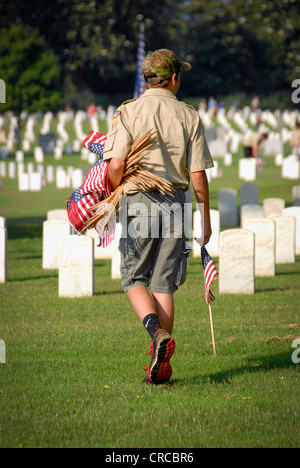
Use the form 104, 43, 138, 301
67, 131, 115, 247
201, 246, 218, 304
67, 187, 101, 233
82, 130, 107, 155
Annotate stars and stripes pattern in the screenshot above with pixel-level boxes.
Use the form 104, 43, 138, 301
201, 246, 218, 304
82, 130, 107, 155
67, 187, 101, 233
67, 131, 115, 248
134, 22, 146, 98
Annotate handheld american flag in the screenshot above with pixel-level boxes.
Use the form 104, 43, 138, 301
67, 131, 115, 247
201, 245, 218, 304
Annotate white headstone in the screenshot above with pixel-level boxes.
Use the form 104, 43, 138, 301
29, 173, 42, 191
206, 209, 220, 257
22, 139, 30, 152
263, 198, 285, 217
281, 156, 300, 180
211, 160, 219, 179
224, 153, 232, 166
27, 162, 35, 176
71, 168, 84, 189
18, 173, 29, 191
192, 209, 220, 257
72, 140, 81, 152
292, 186, 300, 206
54, 146, 63, 160
34, 146, 44, 164
111, 251, 121, 279
240, 204, 264, 228
36, 164, 44, 177
8, 162, 16, 179
81, 148, 90, 161
240, 183, 258, 207
46, 166, 55, 183
0, 339, 5, 363
282, 207, 300, 254
268, 214, 295, 263
42, 220, 71, 269
15, 150, 24, 163
244, 218, 275, 276
218, 188, 238, 226
219, 229, 255, 294
59, 236, 94, 297
88, 153, 97, 165
230, 133, 240, 153
17, 162, 25, 177
208, 139, 227, 158
85, 223, 121, 260
0, 161, 6, 177
56, 169, 67, 189
0, 216, 6, 229
275, 153, 283, 166
47, 209, 68, 221
0, 227, 7, 283
239, 158, 257, 181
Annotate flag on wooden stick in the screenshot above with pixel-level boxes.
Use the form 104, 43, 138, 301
201, 245, 218, 304
201, 245, 218, 357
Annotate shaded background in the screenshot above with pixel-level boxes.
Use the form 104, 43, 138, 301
0, 0, 299, 114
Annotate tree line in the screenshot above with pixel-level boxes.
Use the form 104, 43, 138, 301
0, 0, 299, 114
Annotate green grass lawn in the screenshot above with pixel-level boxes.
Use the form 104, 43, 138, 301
0, 128, 299, 448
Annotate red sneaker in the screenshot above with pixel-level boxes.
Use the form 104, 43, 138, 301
143, 329, 176, 385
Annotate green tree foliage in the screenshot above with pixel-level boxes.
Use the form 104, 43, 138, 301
0, 0, 299, 104
0, 23, 63, 114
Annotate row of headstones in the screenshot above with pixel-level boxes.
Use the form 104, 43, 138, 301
217, 185, 300, 227
218, 219, 297, 294
0, 160, 87, 191
193, 206, 300, 259
2, 203, 299, 296
42, 215, 121, 297
238, 155, 300, 182
42, 203, 300, 297
0, 211, 121, 290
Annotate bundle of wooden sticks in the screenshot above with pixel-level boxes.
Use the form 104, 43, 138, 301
84, 129, 174, 234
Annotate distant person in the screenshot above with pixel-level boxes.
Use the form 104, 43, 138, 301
198, 99, 207, 112
218, 100, 225, 112
251, 95, 260, 111
291, 121, 300, 160
207, 96, 218, 117
87, 103, 96, 117
242, 131, 268, 170
0, 128, 6, 144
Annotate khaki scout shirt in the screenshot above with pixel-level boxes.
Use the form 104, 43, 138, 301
291, 128, 300, 146
242, 132, 261, 148
103, 88, 213, 194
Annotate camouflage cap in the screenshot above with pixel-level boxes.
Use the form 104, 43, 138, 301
142, 49, 191, 83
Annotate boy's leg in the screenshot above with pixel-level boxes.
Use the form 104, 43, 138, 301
152, 292, 174, 335
127, 285, 157, 323
126, 286, 174, 335
127, 285, 175, 384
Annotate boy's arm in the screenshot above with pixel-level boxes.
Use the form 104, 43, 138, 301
108, 158, 125, 191
191, 170, 212, 245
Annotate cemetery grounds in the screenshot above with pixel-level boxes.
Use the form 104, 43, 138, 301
0, 115, 299, 448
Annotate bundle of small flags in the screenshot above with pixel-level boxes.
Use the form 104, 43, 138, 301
201, 246, 218, 304
67, 131, 116, 248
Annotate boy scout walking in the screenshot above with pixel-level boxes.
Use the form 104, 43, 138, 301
103, 49, 213, 385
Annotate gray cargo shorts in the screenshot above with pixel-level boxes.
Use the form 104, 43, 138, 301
119, 189, 190, 294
